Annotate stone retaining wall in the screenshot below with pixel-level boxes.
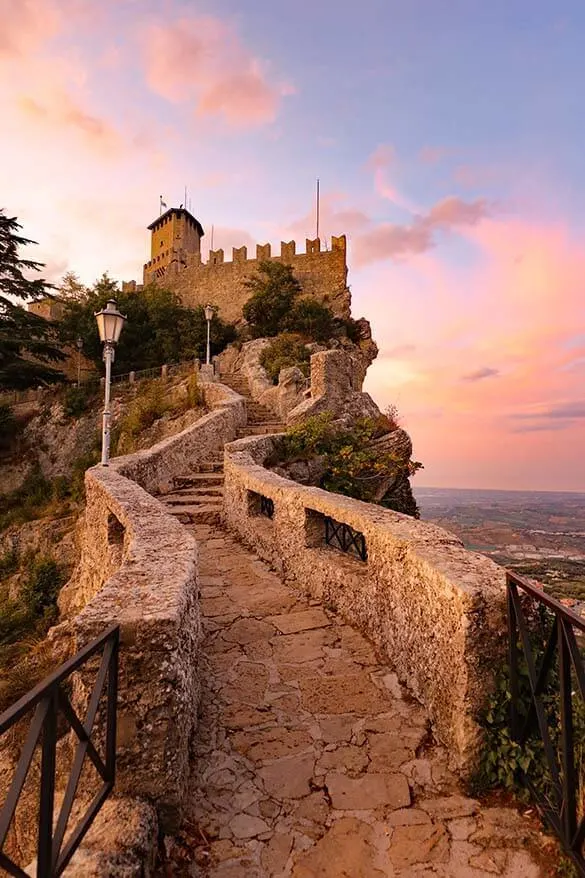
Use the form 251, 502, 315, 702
32, 382, 249, 873
223, 434, 508, 775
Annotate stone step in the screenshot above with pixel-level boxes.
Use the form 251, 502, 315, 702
198, 461, 224, 473
167, 485, 224, 498
169, 473, 224, 491
237, 425, 285, 436
164, 492, 224, 506
167, 505, 222, 525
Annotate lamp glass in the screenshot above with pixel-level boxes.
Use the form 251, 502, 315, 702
204, 304, 214, 322
95, 300, 126, 344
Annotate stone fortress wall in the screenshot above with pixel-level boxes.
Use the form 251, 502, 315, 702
123, 235, 351, 325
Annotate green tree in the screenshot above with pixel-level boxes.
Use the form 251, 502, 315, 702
0, 210, 66, 389
59, 277, 235, 374
287, 297, 334, 341
242, 261, 302, 337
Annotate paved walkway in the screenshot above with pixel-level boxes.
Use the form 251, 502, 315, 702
162, 523, 546, 878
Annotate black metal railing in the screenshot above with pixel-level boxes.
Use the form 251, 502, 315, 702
507, 572, 585, 874
324, 516, 367, 562
260, 496, 274, 519
0, 625, 119, 878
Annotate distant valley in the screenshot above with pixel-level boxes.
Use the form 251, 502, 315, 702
414, 487, 585, 604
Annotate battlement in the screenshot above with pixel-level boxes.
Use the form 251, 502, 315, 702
123, 231, 350, 324
142, 235, 346, 276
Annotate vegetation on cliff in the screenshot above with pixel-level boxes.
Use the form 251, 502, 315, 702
59, 274, 236, 374
259, 333, 311, 383
271, 412, 423, 515
0, 209, 66, 389
242, 261, 342, 341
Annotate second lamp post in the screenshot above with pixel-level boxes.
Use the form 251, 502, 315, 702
204, 303, 214, 366
94, 299, 127, 465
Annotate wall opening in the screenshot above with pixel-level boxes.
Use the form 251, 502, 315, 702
247, 490, 275, 519
107, 513, 125, 546
304, 509, 367, 561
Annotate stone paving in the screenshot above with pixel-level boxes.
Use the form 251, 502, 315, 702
166, 522, 548, 878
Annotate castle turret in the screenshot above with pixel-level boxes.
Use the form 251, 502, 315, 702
144, 207, 205, 283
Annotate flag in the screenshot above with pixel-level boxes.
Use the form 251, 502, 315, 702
160, 195, 168, 210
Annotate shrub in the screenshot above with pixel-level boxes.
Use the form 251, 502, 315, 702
259, 334, 311, 384
70, 448, 100, 501
63, 383, 98, 418
121, 380, 170, 437
275, 412, 423, 511
0, 547, 18, 579
286, 298, 335, 341
21, 557, 65, 618
243, 262, 302, 337
0, 404, 17, 452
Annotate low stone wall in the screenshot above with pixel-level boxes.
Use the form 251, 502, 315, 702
110, 380, 246, 494
22, 382, 248, 873
223, 434, 508, 775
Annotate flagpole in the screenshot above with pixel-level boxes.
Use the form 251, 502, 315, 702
316, 178, 320, 240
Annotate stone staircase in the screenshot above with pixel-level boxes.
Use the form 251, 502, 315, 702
159, 372, 284, 526
160, 461, 224, 525
219, 371, 285, 438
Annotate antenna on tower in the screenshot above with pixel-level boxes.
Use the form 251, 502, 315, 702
316, 178, 320, 240
210, 224, 214, 251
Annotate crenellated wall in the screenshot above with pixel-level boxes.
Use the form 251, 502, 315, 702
222, 433, 509, 776
123, 235, 351, 324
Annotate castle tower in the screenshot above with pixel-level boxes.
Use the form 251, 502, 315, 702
144, 207, 205, 283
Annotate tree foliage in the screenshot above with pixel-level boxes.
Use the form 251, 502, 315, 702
243, 261, 302, 337
242, 261, 339, 341
0, 210, 66, 389
59, 276, 236, 374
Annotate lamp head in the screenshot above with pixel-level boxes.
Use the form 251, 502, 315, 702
204, 303, 214, 322
95, 299, 127, 345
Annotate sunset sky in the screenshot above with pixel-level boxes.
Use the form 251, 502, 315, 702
2, 0, 584, 492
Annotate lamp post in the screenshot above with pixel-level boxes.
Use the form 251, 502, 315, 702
94, 300, 126, 466
76, 337, 83, 387
204, 303, 214, 366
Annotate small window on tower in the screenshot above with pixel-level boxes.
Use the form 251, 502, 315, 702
160, 241, 164, 247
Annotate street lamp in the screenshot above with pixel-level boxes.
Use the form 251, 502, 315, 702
76, 337, 83, 387
94, 299, 126, 465
204, 303, 214, 366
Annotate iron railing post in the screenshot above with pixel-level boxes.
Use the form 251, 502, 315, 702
37, 691, 57, 878
558, 618, 577, 847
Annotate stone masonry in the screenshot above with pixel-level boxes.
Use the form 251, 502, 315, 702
159, 522, 546, 877
124, 236, 351, 325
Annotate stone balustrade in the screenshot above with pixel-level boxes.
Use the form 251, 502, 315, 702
57, 380, 247, 859
223, 433, 508, 775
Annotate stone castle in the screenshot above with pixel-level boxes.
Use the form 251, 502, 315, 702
122, 206, 351, 324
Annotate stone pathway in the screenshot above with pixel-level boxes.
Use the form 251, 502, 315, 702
161, 523, 547, 878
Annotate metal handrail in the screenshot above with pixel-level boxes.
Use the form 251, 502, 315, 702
324, 515, 367, 562
507, 571, 585, 874
0, 625, 119, 877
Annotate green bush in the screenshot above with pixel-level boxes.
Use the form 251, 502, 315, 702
276, 412, 422, 509
286, 298, 335, 341
259, 334, 311, 384
120, 380, 170, 437
63, 383, 98, 418
22, 558, 65, 618
0, 404, 17, 452
0, 547, 18, 579
472, 603, 585, 839
243, 262, 302, 337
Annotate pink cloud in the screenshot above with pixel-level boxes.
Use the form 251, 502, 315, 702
418, 146, 449, 164
0, 0, 62, 56
141, 16, 291, 127
352, 196, 490, 266
360, 215, 585, 489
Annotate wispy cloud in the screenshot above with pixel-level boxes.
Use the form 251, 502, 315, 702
141, 15, 292, 127
462, 366, 500, 382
